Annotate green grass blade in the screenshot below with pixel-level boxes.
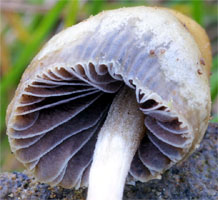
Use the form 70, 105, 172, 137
28, 14, 43, 33
211, 70, 218, 102
191, 0, 204, 25
211, 55, 218, 72
90, 0, 104, 15
210, 56, 218, 102
64, 0, 79, 27
211, 115, 218, 123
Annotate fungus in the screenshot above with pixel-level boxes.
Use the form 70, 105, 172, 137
6, 7, 212, 200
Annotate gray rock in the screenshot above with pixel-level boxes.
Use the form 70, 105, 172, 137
0, 124, 217, 200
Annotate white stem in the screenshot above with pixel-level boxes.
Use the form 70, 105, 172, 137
87, 87, 145, 200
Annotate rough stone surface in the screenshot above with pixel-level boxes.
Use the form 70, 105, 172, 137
0, 124, 217, 200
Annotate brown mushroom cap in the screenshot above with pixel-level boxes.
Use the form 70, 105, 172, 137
6, 7, 211, 188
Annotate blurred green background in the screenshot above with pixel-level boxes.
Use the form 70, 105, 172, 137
0, 0, 217, 172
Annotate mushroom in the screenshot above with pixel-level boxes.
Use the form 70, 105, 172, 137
6, 6, 211, 200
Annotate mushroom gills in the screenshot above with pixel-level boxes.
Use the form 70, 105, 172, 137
11, 92, 105, 139
9, 64, 121, 188
9, 59, 190, 188
129, 101, 188, 182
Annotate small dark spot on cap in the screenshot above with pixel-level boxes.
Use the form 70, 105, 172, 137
160, 49, 166, 54
149, 50, 155, 55
176, 58, 179, 61
200, 58, 206, 65
183, 23, 188, 30
197, 69, 203, 75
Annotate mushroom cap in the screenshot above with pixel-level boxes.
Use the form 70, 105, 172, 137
6, 7, 211, 187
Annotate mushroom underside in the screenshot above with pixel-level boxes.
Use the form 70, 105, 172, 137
8, 62, 190, 188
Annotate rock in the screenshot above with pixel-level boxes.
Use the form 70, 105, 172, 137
0, 124, 217, 200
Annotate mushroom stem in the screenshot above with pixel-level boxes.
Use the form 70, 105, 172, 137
87, 86, 145, 200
